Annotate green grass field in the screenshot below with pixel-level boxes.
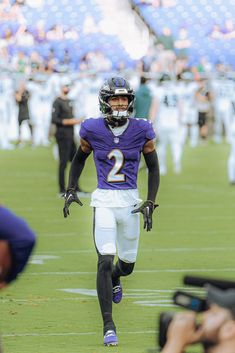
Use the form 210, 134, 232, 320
1, 141, 235, 353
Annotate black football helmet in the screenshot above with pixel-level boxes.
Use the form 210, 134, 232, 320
99, 77, 135, 127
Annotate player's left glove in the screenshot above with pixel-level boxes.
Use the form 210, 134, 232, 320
63, 188, 83, 218
131, 200, 159, 232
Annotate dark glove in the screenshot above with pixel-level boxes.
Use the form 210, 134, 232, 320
131, 200, 158, 231
63, 188, 83, 218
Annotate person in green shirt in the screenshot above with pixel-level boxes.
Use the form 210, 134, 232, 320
134, 76, 152, 120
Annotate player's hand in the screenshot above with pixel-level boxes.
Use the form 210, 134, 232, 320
131, 201, 158, 231
63, 189, 83, 218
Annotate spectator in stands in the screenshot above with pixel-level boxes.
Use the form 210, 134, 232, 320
0, 0, 25, 24
33, 20, 47, 44
46, 24, 64, 41
156, 27, 176, 72
11, 50, 30, 74
15, 25, 34, 47
0, 43, 10, 69
2, 27, 15, 46
222, 19, 235, 40
29, 51, 43, 73
134, 76, 153, 120
64, 26, 79, 41
208, 24, 223, 39
174, 27, 191, 60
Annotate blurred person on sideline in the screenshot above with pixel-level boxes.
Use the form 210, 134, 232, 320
0, 205, 36, 352
177, 71, 199, 148
150, 73, 183, 175
63, 77, 160, 346
134, 76, 153, 120
15, 80, 33, 146
51, 79, 88, 197
0, 70, 15, 150
161, 286, 235, 353
195, 78, 211, 141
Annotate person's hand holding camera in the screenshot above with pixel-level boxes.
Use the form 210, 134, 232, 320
161, 312, 203, 353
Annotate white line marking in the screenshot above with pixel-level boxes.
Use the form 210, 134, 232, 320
3, 330, 156, 338
40, 229, 235, 237
26, 268, 235, 276
34, 246, 235, 254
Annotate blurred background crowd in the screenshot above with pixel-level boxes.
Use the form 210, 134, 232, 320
1, 0, 235, 184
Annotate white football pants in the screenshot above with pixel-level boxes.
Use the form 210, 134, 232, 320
94, 206, 140, 263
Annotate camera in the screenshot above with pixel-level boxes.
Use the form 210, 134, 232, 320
158, 275, 235, 349
158, 291, 208, 348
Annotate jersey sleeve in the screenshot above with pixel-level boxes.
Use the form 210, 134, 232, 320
79, 119, 90, 141
146, 121, 156, 140
138, 119, 156, 140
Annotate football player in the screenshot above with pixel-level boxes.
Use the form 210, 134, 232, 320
63, 77, 160, 346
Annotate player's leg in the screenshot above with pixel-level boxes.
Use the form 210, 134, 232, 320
157, 130, 168, 175
113, 206, 140, 303
93, 207, 118, 345
56, 136, 71, 194
170, 129, 182, 174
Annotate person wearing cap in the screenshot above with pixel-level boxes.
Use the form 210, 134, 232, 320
0, 205, 36, 353
161, 286, 235, 353
51, 79, 88, 197
0, 205, 36, 287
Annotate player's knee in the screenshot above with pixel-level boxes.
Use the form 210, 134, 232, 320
119, 259, 135, 276
98, 255, 114, 273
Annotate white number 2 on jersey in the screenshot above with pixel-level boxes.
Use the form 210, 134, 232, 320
107, 149, 125, 182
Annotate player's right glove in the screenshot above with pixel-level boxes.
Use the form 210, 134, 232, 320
131, 200, 159, 232
63, 188, 83, 218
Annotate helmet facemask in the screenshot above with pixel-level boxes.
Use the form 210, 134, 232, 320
99, 77, 135, 127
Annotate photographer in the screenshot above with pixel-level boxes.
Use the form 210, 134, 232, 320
160, 285, 235, 353
162, 305, 235, 353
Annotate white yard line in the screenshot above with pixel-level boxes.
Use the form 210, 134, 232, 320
3, 330, 156, 338
26, 268, 235, 276
35, 246, 235, 254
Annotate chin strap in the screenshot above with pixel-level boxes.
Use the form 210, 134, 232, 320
105, 116, 128, 128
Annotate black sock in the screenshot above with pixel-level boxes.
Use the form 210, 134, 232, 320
97, 255, 116, 334
112, 259, 135, 286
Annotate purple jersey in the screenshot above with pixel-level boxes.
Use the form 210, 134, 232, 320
80, 118, 155, 189
0, 206, 36, 283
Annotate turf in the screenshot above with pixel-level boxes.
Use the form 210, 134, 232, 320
1, 140, 235, 353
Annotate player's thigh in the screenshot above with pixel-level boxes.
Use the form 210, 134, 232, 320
116, 207, 140, 263
94, 207, 117, 256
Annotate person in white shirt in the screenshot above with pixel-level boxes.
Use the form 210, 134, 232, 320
150, 73, 183, 175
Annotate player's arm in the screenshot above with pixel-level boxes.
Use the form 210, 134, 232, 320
143, 140, 160, 203
63, 138, 92, 218
132, 140, 160, 231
